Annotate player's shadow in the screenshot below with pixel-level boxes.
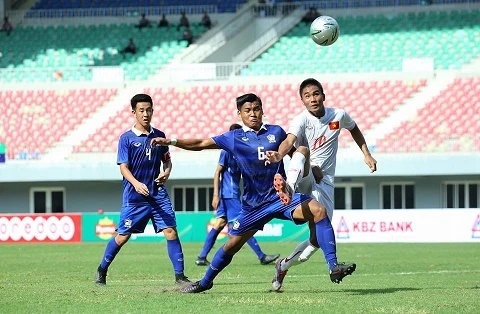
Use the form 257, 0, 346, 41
342, 287, 421, 295
215, 281, 267, 286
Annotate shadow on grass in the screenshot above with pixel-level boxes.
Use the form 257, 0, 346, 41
342, 287, 421, 295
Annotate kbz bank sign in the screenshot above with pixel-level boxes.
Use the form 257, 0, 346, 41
0, 214, 82, 243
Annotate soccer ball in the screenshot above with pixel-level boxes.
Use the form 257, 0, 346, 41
310, 16, 340, 46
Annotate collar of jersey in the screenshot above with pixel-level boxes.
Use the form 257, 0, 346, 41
307, 107, 329, 122
242, 124, 267, 132
131, 125, 154, 136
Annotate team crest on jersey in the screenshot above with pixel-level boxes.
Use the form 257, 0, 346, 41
133, 142, 142, 147
232, 220, 240, 230
267, 134, 276, 143
124, 218, 132, 228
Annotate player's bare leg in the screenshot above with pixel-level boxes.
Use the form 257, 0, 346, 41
274, 146, 310, 205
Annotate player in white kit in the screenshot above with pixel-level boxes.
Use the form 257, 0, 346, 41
265, 78, 377, 290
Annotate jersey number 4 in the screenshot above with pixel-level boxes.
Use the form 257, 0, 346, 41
146, 148, 152, 160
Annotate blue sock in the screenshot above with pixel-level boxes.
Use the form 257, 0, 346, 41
167, 239, 184, 275
246, 237, 264, 260
200, 245, 233, 288
99, 238, 121, 270
198, 228, 221, 259
315, 217, 338, 271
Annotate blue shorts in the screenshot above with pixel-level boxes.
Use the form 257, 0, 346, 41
215, 198, 241, 223
117, 197, 177, 235
229, 192, 312, 236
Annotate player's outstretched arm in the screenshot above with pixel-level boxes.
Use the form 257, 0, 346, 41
349, 125, 377, 173
265, 133, 297, 164
150, 137, 219, 151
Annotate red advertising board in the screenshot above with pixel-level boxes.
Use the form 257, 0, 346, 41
0, 214, 82, 243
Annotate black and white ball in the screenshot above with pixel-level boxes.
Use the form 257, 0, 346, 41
310, 16, 340, 46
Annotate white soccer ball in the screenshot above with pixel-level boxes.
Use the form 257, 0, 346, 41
310, 15, 340, 46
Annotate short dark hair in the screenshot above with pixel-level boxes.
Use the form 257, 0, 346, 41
236, 93, 262, 111
131, 93, 153, 110
229, 123, 242, 131
299, 78, 324, 97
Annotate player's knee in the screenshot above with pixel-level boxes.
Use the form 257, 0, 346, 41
213, 218, 227, 230
162, 227, 178, 239
311, 202, 328, 222
115, 234, 130, 246
295, 146, 310, 159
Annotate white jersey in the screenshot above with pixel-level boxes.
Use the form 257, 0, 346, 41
288, 107, 355, 187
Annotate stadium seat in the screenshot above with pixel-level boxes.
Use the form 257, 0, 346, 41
245, 9, 480, 75
375, 77, 480, 153
70, 78, 427, 153
0, 88, 118, 159
0, 22, 210, 83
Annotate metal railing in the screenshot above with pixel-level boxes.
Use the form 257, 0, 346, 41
0, 57, 447, 84
300, 0, 478, 9
6, 5, 218, 26
6, 0, 478, 22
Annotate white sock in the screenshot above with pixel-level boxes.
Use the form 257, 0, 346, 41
298, 243, 318, 262
280, 239, 310, 271
286, 152, 305, 191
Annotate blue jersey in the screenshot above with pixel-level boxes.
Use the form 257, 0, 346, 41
218, 150, 241, 199
117, 127, 170, 204
212, 124, 287, 209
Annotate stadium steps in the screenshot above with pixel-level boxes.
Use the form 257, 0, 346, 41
148, 2, 256, 82
460, 55, 480, 71
231, 4, 304, 63
353, 73, 456, 153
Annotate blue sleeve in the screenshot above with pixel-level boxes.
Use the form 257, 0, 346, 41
279, 126, 287, 142
218, 150, 228, 167
212, 131, 235, 154
117, 135, 129, 165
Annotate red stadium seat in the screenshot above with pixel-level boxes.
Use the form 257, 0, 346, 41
0, 88, 118, 158
376, 77, 478, 153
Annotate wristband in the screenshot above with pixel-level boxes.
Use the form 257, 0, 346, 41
170, 139, 177, 146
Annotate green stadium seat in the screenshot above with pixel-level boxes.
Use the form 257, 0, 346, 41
246, 9, 480, 75
0, 22, 209, 82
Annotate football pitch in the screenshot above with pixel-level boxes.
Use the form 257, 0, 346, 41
2, 242, 479, 313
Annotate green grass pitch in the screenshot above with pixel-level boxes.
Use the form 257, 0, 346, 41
1, 242, 479, 313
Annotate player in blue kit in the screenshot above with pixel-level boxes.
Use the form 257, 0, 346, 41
195, 123, 280, 266
94, 94, 190, 287
151, 93, 356, 293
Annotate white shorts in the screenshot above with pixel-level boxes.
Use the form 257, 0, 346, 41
297, 169, 334, 220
